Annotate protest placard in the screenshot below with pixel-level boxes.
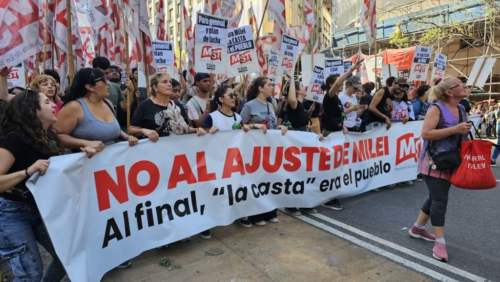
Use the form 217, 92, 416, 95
226, 25, 260, 76
432, 53, 447, 80
343, 60, 353, 74
301, 54, 325, 87
152, 40, 177, 79
466, 57, 497, 88
6, 63, 25, 89
194, 13, 228, 74
305, 65, 325, 103
324, 58, 344, 78
267, 50, 282, 97
409, 46, 433, 81
382, 64, 398, 81
276, 34, 299, 76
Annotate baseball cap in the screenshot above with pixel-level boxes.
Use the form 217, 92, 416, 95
395, 77, 409, 88
194, 72, 210, 82
221, 78, 230, 85
347, 76, 362, 88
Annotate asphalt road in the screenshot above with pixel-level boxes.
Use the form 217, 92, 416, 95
298, 161, 500, 281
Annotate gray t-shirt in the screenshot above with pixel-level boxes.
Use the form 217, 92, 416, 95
240, 99, 277, 129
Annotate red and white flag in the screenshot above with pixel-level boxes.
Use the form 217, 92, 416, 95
0, 0, 42, 67
312, 38, 319, 54
39, 0, 55, 69
227, 0, 243, 29
110, 0, 125, 67
124, 0, 144, 73
181, 0, 195, 86
203, 0, 221, 16
138, 0, 156, 75
360, 0, 376, 47
285, 0, 315, 54
77, 10, 94, 68
156, 0, 166, 41
249, 6, 266, 76
84, 0, 111, 30
267, 0, 286, 32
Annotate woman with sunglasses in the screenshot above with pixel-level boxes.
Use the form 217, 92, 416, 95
53, 68, 138, 268
409, 77, 471, 262
0, 90, 67, 281
201, 85, 267, 228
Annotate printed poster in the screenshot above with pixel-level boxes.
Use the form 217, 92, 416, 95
226, 25, 260, 76
194, 13, 228, 74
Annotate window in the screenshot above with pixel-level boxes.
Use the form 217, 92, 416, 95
170, 8, 173, 19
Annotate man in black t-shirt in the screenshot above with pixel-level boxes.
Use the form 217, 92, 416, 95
366, 76, 407, 130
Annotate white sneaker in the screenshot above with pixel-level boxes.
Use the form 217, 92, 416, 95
254, 220, 266, 226
404, 180, 414, 185
268, 217, 279, 223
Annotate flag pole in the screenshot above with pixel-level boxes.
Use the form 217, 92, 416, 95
43, 5, 49, 74
122, 0, 131, 127
142, 36, 151, 99
257, 0, 269, 37
66, 0, 75, 85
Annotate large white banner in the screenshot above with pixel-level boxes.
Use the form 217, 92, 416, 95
276, 34, 299, 76
227, 25, 260, 76
195, 13, 228, 74
409, 46, 433, 81
27, 123, 426, 282
305, 65, 325, 104
152, 40, 177, 79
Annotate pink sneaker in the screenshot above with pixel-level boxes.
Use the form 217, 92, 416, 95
433, 242, 449, 262
409, 226, 436, 242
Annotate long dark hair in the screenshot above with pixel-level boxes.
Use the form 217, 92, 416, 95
209, 86, 231, 112
63, 68, 105, 103
0, 90, 64, 156
247, 76, 269, 102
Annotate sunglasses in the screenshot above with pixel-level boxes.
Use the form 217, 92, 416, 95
94, 76, 108, 83
449, 83, 468, 90
225, 94, 237, 99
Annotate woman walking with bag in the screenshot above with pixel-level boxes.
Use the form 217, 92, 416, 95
409, 77, 471, 262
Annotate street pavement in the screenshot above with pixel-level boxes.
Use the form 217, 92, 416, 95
296, 165, 500, 281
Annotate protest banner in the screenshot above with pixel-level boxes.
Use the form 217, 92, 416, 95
305, 65, 325, 103
408, 46, 433, 81
432, 53, 447, 80
27, 122, 430, 282
276, 34, 300, 76
301, 54, 325, 87
194, 13, 228, 74
152, 40, 178, 79
466, 57, 498, 88
6, 63, 26, 89
227, 25, 260, 76
324, 58, 344, 78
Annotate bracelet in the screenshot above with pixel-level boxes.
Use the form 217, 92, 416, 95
25, 168, 30, 179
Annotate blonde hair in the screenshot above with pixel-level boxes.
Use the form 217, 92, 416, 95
427, 77, 456, 103
31, 75, 60, 103
150, 73, 170, 97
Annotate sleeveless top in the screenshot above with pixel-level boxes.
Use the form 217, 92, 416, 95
71, 98, 121, 146
418, 102, 468, 180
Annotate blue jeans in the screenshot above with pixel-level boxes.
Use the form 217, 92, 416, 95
0, 198, 66, 282
492, 131, 500, 160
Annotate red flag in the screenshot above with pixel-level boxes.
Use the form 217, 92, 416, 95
249, 6, 266, 76
267, 0, 286, 32
360, 0, 376, 47
181, 0, 195, 86
204, 0, 221, 16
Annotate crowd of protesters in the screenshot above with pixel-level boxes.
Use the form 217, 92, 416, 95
0, 54, 490, 280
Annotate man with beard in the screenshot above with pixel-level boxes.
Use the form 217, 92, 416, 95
365, 77, 408, 130
92, 57, 127, 112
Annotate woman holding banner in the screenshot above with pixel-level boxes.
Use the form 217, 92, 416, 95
240, 76, 288, 226
0, 90, 67, 281
410, 77, 471, 262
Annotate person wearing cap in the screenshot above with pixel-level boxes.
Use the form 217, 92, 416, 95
187, 72, 211, 128
339, 76, 362, 132
366, 76, 407, 130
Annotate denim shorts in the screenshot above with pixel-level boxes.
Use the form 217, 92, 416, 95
0, 197, 66, 282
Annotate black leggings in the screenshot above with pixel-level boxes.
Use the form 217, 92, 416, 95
421, 175, 451, 227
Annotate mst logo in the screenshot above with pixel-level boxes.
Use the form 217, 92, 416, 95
230, 51, 252, 66
396, 133, 422, 166
281, 58, 293, 68
310, 84, 322, 94
201, 46, 222, 61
